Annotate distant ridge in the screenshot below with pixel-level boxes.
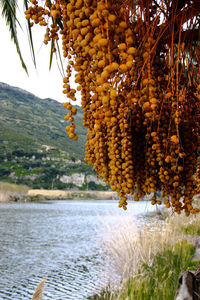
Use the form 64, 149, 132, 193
0, 82, 34, 97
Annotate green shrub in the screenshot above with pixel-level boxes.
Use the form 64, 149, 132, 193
119, 241, 198, 300
182, 224, 200, 236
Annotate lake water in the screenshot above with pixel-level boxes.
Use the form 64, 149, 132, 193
0, 200, 157, 300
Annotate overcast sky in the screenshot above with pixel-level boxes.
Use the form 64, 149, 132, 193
0, 3, 79, 105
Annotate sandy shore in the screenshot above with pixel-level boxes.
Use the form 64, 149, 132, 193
0, 188, 118, 202
27, 189, 118, 200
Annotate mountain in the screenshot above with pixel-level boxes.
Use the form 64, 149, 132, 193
0, 82, 86, 158
0, 82, 108, 190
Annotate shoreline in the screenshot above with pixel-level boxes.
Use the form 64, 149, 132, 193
26, 189, 118, 200
0, 189, 118, 202
1, 187, 200, 203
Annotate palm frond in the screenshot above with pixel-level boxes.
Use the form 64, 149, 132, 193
55, 40, 65, 76
49, 38, 55, 70
24, 0, 36, 68
0, 0, 28, 73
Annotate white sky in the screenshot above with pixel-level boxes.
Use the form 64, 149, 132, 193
0, 2, 79, 104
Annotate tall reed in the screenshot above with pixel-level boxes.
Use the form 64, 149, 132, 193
98, 209, 199, 299
32, 278, 46, 300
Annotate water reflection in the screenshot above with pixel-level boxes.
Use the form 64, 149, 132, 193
0, 200, 156, 299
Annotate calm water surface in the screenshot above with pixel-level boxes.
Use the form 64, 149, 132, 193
0, 200, 156, 300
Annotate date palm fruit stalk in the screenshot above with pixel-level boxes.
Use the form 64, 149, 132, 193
25, 0, 200, 215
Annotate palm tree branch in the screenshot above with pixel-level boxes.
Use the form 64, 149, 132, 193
0, 0, 28, 73
24, 0, 36, 67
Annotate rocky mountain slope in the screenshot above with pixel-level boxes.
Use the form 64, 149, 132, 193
0, 82, 108, 190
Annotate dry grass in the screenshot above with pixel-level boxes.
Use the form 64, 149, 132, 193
0, 190, 12, 202
0, 182, 29, 202
100, 209, 199, 292
0, 181, 29, 193
32, 278, 46, 300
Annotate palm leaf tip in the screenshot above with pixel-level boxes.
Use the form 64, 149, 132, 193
24, 0, 36, 68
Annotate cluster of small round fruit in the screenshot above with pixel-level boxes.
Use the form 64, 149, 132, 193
25, 0, 200, 215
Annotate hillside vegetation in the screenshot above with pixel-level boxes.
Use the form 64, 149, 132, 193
0, 82, 86, 157
0, 82, 108, 190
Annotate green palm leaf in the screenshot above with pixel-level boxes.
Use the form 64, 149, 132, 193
24, 0, 36, 68
0, 0, 28, 73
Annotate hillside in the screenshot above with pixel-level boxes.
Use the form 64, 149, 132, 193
0, 82, 86, 158
0, 82, 108, 190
